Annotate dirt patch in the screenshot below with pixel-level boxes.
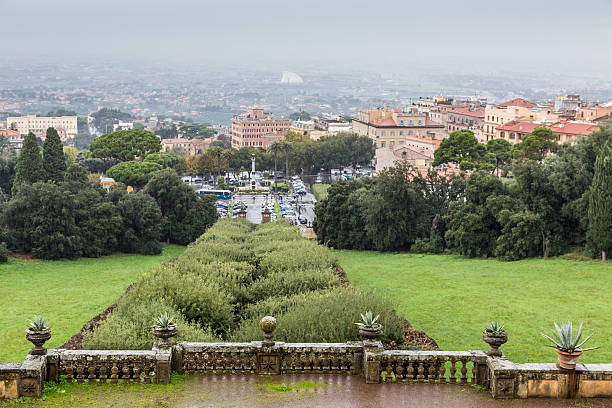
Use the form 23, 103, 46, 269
7, 252, 41, 261
332, 265, 350, 286
60, 283, 136, 350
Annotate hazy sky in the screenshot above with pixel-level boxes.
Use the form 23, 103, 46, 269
2, 0, 612, 76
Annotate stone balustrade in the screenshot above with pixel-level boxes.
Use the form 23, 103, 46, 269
56, 349, 171, 385
3, 315, 612, 400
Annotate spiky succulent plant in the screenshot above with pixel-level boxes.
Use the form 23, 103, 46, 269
541, 321, 599, 353
28, 316, 49, 332
484, 320, 506, 336
154, 312, 175, 329
355, 311, 381, 328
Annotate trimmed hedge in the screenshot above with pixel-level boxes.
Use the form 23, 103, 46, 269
85, 219, 406, 348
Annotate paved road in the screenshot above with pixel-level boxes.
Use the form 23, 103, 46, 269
236, 192, 316, 225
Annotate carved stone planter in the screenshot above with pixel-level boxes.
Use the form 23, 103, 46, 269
25, 328, 51, 355
483, 333, 507, 357
153, 324, 177, 348
556, 348, 582, 370
358, 324, 383, 345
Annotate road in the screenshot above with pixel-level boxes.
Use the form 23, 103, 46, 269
236, 191, 316, 225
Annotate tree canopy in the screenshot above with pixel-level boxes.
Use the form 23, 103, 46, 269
89, 129, 161, 161
42, 127, 67, 182
106, 161, 163, 187
13, 133, 44, 193
433, 130, 489, 170
588, 144, 612, 260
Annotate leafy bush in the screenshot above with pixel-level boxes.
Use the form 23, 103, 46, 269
83, 297, 217, 350
234, 288, 404, 344
86, 219, 407, 348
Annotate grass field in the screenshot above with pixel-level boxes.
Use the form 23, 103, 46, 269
335, 250, 612, 363
0, 245, 186, 363
312, 184, 330, 201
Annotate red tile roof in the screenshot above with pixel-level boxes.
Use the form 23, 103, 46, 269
496, 121, 541, 133
497, 98, 537, 108
548, 121, 596, 136
0, 129, 19, 136
448, 107, 485, 118
375, 117, 397, 126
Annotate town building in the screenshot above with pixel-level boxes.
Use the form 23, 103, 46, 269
161, 138, 211, 156
231, 107, 291, 148
6, 115, 78, 145
576, 102, 612, 123
375, 145, 433, 173
446, 107, 485, 138
0, 129, 22, 149
496, 120, 597, 145
553, 94, 583, 116
483, 99, 559, 142
289, 120, 327, 140
352, 106, 445, 153
112, 122, 134, 132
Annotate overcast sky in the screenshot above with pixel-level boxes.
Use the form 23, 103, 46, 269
2, 0, 612, 76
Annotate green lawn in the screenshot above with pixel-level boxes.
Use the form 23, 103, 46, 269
0, 245, 186, 363
312, 184, 330, 201
336, 250, 612, 363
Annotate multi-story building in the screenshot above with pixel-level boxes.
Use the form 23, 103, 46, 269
6, 115, 78, 145
161, 138, 211, 156
351, 106, 445, 154
231, 107, 291, 148
0, 129, 22, 150
496, 120, 597, 145
483, 98, 559, 142
577, 102, 612, 123
446, 107, 485, 139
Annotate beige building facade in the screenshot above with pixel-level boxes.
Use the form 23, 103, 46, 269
352, 106, 444, 154
6, 115, 78, 143
483, 99, 559, 141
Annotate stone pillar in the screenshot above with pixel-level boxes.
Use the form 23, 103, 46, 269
256, 316, 281, 375
45, 350, 60, 383
362, 342, 383, 384
18, 355, 45, 398
153, 347, 172, 385
171, 344, 184, 374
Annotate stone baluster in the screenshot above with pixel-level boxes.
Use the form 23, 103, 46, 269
76, 362, 85, 383
460, 359, 468, 383
132, 364, 141, 383
322, 353, 330, 371
110, 362, 119, 384
331, 354, 339, 372
99, 364, 107, 383
439, 360, 447, 382
120, 363, 129, 384
427, 361, 436, 381
304, 353, 312, 372
88, 364, 96, 383
471, 361, 479, 385
385, 360, 393, 381
143, 363, 151, 384
417, 362, 425, 381
449, 359, 457, 383
407, 360, 415, 380
396, 360, 405, 380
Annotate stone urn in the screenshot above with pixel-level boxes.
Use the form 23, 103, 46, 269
153, 323, 177, 347
556, 349, 583, 370
483, 333, 507, 357
260, 316, 277, 346
25, 328, 52, 356
358, 324, 383, 344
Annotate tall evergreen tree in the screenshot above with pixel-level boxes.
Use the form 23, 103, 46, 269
42, 127, 67, 182
588, 144, 612, 261
12, 133, 44, 194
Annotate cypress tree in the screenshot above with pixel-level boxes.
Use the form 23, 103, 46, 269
588, 144, 612, 261
43, 127, 67, 182
12, 132, 44, 194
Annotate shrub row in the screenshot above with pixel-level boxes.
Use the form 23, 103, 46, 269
85, 219, 406, 349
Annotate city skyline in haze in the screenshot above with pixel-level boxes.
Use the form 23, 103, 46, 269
2, 0, 612, 77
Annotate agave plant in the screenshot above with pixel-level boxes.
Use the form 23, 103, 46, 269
355, 311, 381, 328
154, 312, 175, 329
541, 321, 599, 353
484, 320, 506, 336
28, 316, 49, 332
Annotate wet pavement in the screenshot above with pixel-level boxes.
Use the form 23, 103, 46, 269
171, 374, 612, 408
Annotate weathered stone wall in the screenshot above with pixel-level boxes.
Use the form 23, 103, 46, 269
488, 358, 612, 399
